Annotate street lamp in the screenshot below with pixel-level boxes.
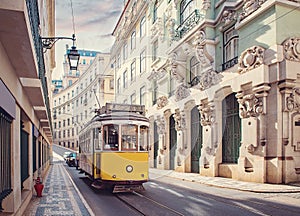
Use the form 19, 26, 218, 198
41, 33, 80, 71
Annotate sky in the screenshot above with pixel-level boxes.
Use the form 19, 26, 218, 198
53, 0, 124, 79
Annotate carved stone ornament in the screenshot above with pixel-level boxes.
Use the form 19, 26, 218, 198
151, 17, 164, 41
221, 10, 237, 26
202, 0, 211, 10
198, 103, 215, 126
156, 115, 166, 134
175, 84, 191, 101
173, 109, 186, 131
191, 68, 223, 91
239, 0, 267, 22
236, 93, 263, 118
286, 87, 300, 112
283, 37, 300, 62
147, 68, 167, 81
156, 96, 168, 109
238, 46, 265, 74
193, 30, 214, 69
169, 53, 185, 83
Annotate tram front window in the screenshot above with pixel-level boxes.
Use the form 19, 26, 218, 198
103, 124, 119, 150
139, 125, 149, 151
121, 124, 138, 151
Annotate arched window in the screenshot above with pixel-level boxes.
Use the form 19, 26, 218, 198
140, 16, 146, 38
180, 0, 194, 23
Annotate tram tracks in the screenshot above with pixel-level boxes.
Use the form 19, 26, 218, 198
115, 191, 184, 216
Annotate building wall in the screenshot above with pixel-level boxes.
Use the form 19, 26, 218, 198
0, 0, 54, 214
53, 53, 114, 150
112, 0, 300, 184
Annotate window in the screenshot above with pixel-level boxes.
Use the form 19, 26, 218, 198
140, 16, 146, 38
153, 40, 158, 62
140, 50, 146, 73
103, 124, 119, 151
180, 0, 195, 23
123, 43, 128, 61
110, 78, 114, 89
130, 93, 136, 104
117, 77, 121, 93
190, 56, 200, 83
140, 86, 146, 105
117, 54, 121, 68
224, 26, 239, 65
83, 59, 86, 64
130, 60, 136, 82
131, 31, 136, 50
123, 70, 128, 89
121, 125, 138, 151
139, 125, 149, 151
153, 0, 158, 23
68, 80, 72, 86
152, 81, 158, 105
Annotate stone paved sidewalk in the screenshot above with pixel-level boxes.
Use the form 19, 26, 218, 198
24, 159, 93, 216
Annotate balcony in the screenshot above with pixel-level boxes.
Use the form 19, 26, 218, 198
222, 56, 239, 71
174, 10, 204, 40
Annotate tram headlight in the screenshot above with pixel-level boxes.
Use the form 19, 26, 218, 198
126, 165, 133, 173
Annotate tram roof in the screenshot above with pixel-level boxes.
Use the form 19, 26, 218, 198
96, 103, 146, 115
91, 111, 149, 123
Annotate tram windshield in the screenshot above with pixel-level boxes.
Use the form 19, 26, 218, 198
121, 124, 138, 151
103, 124, 119, 150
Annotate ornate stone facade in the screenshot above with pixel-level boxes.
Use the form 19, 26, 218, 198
238, 46, 265, 74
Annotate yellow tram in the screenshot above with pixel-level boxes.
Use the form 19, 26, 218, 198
78, 103, 149, 192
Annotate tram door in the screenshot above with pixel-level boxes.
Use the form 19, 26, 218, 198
191, 106, 202, 173
222, 93, 241, 163
154, 122, 159, 168
169, 115, 177, 170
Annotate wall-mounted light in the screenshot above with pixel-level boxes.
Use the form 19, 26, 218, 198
41, 34, 80, 71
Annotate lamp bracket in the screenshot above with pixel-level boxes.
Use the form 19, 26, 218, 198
40, 34, 75, 50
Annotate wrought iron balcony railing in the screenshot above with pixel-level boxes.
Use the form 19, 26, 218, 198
174, 10, 204, 40
222, 56, 239, 71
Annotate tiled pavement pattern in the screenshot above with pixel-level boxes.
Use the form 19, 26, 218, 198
25, 161, 91, 216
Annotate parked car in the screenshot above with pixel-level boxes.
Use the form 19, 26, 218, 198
63, 151, 71, 161
66, 152, 77, 167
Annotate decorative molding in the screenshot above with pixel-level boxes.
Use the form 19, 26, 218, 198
147, 68, 167, 81
202, 0, 211, 11
221, 10, 237, 27
236, 93, 263, 118
156, 96, 168, 109
156, 115, 166, 134
169, 52, 185, 83
190, 68, 223, 90
238, 46, 265, 74
175, 84, 191, 101
193, 30, 214, 69
239, 0, 267, 22
151, 17, 164, 42
173, 109, 186, 131
286, 88, 300, 112
198, 102, 215, 126
283, 37, 300, 62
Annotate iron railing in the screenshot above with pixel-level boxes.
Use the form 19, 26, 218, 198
174, 9, 203, 40
0, 108, 13, 211
222, 56, 239, 71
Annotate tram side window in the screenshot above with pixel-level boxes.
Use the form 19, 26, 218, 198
121, 124, 138, 151
94, 128, 102, 150
139, 125, 149, 151
103, 124, 119, 150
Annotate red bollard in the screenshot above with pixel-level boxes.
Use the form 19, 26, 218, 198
34, 177, 44, 197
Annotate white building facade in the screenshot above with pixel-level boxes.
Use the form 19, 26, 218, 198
112, 0, 300, 184
53, 53, 114, 150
